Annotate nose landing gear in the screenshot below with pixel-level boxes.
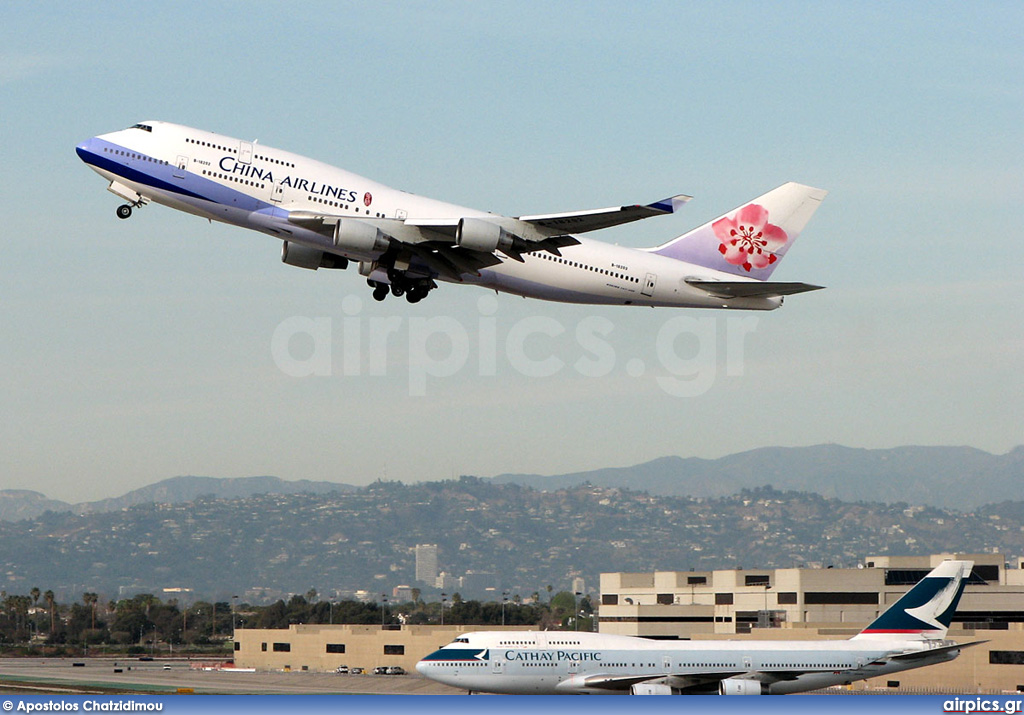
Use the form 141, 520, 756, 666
116, 204, 133, 219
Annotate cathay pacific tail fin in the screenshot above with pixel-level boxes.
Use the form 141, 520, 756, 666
852, 560, 973, 641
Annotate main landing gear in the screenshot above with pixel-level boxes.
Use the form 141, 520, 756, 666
367, 278, 433, 304
116, 204, 133, 219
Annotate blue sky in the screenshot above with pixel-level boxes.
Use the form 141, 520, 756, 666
2, 2, 1021, 502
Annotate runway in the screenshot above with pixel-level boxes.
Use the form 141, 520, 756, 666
0, 658, 461, 695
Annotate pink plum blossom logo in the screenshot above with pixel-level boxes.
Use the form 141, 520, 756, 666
713, 204, 788, 272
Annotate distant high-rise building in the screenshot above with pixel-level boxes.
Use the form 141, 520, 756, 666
415, 543, 439, 584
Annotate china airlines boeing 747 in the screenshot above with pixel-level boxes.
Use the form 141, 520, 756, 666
77, 121, 827, 307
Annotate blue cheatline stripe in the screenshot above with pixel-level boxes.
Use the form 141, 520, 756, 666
76, 139, 276, 213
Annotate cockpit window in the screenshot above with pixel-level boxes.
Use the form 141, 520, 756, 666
452, 637, 469, 643
130, 124, 153, 132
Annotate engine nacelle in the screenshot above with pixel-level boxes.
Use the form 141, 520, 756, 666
718, 678, 766, 695
456, 217, 515, 253
334, 219, 389, 258
281, 241, 348, 270
630, 683, 674, 695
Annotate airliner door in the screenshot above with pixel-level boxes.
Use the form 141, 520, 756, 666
239, 141, 253, 165
492, 659, 503, 674
642, 273, 657, 297
567, 660, 579, 675
271, 183, 284, 203
174, 156, 188, 179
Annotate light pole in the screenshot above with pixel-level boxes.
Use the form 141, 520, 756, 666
381, 594, 388, 628
231, 595, 238, 642
441, 593, 447, 627
574, 592, 582, 631
501, 591, 509, 627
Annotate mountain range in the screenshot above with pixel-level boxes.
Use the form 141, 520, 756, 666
2, 444, 1020, 522
490, 444, 1024, 510
0, 475, 355, 522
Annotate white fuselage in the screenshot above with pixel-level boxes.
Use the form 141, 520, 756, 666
415, 630, 960, 695
76, 121, 781, 310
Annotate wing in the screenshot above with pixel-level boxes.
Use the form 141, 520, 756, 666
576, 669, 746, 693
519, 194, 691, 234
685, 280, 825, 299
284, 211, 576, 280
283, 191, 689, 280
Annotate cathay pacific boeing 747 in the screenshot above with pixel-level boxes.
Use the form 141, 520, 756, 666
417, 561, 981, 695
77, 121, 826, 308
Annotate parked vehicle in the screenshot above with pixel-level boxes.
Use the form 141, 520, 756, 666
350, 667, 364, 675
373, 666, 388, 675
386, 666, 406, 675
334, 665, 349, 674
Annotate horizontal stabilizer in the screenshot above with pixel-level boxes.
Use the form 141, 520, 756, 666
890, 641, 987, 662
686, 280, 824, 299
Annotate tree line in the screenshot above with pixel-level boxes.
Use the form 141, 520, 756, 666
0, 588, 594, 655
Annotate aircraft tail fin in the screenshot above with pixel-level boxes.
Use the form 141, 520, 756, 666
650, 182, 827, 279
852, 560, 973, 641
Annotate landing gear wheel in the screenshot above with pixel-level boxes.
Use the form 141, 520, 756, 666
372, 285, 389, 302
390, 284, 405, 297
406, 286, 429, 303
116, 204, 133, 220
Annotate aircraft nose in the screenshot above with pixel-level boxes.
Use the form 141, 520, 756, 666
76, 138, 96, 164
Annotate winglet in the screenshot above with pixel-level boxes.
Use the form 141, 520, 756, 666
648, 194, 692, 214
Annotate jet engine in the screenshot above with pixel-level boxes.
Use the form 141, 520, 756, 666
718, 678, 766, 695
334, 219, 389, 258
456, 217, 515, 254
281, 241, 348, 270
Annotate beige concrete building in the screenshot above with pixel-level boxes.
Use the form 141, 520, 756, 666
598, 553, 1023, 638
234, 624, 533, 674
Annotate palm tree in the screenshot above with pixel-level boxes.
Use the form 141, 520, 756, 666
82, 592, 98, 630
29, 587, 41, 636
44, 590, 55, 634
